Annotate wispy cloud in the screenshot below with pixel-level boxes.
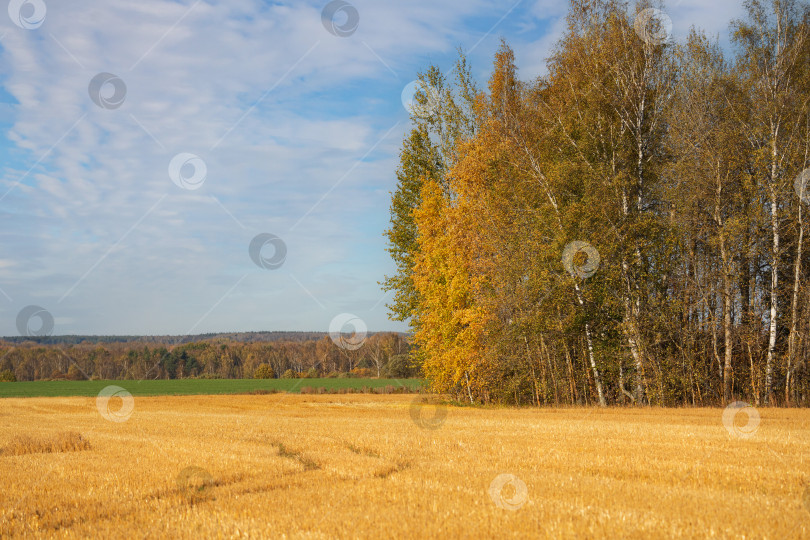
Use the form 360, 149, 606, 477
0, 0, 745, 335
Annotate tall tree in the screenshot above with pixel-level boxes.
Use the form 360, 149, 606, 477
732, 0, 810, 403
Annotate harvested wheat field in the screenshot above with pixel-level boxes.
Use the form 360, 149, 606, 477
0, 394, 808, 539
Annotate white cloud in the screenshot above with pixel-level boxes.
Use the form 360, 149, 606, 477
0, 0, 755, 335
0, 0, 493, 335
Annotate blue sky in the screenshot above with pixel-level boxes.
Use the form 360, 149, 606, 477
0, 0, 743, 336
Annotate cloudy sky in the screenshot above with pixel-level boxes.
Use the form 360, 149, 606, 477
0, 0, 744, 336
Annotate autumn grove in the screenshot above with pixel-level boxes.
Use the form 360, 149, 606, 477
383, 0, 810, 407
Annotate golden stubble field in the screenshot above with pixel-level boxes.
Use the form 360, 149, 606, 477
1, 394, 809, 539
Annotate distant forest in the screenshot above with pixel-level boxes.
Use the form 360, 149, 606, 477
0, 332, 414, 382
0, 331, 359, 346
384, 0, 810, 406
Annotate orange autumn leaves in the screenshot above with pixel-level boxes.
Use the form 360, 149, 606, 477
411, 60, 523, 401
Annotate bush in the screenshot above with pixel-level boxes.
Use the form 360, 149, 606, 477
305, 367, 319, 378
281, 369, 297, 379
385, 354, 418, 378
253, 364, 275, 379
0, 369, 16, 382
351, 367, 374, 378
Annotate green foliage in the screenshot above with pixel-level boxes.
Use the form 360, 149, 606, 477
382, 54, 481, 326
0, 369, 16, 382
382, 127, 442, 323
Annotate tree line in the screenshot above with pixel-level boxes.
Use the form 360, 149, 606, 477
0, 333, 414, 381
0, 330, 335, 346
384, 0, 810, 406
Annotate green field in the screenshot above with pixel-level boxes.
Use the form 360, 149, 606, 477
0, 378, 424, 398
